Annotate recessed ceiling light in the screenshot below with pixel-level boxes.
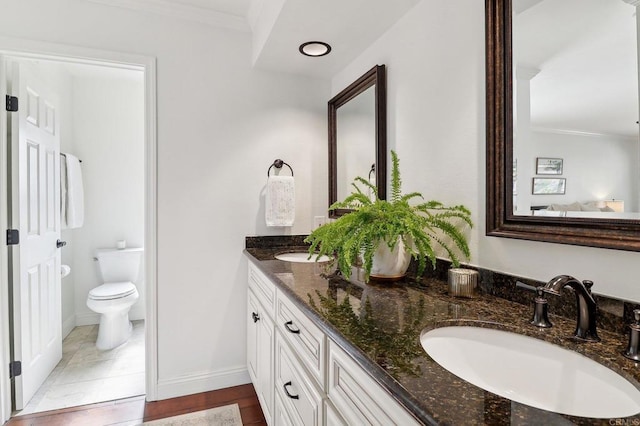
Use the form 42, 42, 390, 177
299, 41, 331, 57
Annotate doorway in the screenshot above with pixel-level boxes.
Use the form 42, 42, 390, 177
0, 42, 158, 424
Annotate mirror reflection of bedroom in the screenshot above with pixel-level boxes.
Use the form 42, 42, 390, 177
512, 0, 640, 219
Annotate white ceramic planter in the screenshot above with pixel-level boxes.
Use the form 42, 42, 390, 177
369, 238, 412, 280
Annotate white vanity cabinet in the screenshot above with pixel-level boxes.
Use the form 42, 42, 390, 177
246, 261, 419, 426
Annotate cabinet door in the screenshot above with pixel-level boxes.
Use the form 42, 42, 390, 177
248, 290, 274, 425
247, 290, 260, 384
257, 308, 274, 425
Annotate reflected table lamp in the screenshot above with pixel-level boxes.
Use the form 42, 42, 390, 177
597, 199, 625, 212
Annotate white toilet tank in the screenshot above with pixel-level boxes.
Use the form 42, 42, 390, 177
96, 247, 144, 283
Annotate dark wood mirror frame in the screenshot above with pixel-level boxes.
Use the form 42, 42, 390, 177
328, 64, 386, 218
486, 0, 640, 251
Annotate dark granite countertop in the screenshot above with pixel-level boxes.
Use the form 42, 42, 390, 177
244, 246, 640, 425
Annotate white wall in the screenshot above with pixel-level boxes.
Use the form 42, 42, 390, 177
332, 0, 640, 302
0, 0, 328, 400
70, 73, 145, 325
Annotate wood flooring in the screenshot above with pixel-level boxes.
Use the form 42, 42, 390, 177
6, 383, 266, 426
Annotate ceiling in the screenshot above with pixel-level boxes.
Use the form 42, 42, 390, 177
514, 0, 639, 139
84, 0, 421, 78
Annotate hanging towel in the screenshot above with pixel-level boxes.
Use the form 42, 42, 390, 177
60, 157, 68, 229
265, 175, 295, 227
62, 153, 85, 229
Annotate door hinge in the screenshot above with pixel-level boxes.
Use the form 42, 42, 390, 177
5, 95, 18, 112
9, 361, 21, 379
6, 229, 19, 245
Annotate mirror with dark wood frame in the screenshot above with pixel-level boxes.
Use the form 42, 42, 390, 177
328, 64, 386, 218
486, 0, 640, 251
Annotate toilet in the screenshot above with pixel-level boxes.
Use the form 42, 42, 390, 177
87, 247, 143, 350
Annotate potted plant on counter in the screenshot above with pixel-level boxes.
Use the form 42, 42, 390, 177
305, 150, 473, 281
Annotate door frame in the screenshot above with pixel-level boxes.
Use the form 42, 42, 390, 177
0, 36, 158, 423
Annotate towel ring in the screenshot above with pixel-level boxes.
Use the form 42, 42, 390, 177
267, 159, 294, 177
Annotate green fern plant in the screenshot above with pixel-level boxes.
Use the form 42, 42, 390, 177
305, 150, 473, 280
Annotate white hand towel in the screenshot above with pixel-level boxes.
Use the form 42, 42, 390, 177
64, 153, 85, 229
60, 156, 68, 229
265, 175, 295, 227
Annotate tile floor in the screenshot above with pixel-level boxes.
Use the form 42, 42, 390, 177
17, 320, 145, 415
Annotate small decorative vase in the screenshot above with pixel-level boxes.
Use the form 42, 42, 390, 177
447, 268, 478, 298
369, 239, 411, 281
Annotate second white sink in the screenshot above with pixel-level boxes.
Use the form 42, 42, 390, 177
274, 252, 333, 263
421, 326, 640, 419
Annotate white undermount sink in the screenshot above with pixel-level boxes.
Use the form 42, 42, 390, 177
421, 326, 640, 419
274, 252, 333, 263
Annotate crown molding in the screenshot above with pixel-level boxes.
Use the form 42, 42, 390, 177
530, 126, 638, 142
85, 0, 249, 32
621, 0, 640, 6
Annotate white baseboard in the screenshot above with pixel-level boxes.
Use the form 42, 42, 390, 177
62, 315, 76, 339
129, 306, 146, 321
75, 307, 145, 326
75, 311, 100, 326
156, 367, 251, 400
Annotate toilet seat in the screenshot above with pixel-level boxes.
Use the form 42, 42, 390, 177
88, 282, 136, 300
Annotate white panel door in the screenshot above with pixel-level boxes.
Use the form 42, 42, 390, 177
8, 60, 62, 410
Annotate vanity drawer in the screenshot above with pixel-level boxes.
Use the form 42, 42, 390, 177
274, 332, 323, 426
276, 289, 326, 388
328, 341, 419, 426
274, 389, 294, 426
248, 263, 276, 317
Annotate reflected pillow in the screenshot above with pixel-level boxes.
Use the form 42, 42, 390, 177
547, 202, 582, 211
580, 203, 602, 212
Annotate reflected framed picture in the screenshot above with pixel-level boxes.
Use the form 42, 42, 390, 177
536, 157, 563, 175
532, 177, 566, 195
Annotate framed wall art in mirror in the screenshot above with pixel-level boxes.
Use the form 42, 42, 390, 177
536, 158, 563, 175
532, 178, 566, 195
328, 64, 386, 218
486, 0, 640, 251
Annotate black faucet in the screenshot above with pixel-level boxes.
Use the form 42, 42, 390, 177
543, 275, 600, 342
516, 281, 552, 328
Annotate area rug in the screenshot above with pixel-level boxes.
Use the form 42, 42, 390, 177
141, 403, 242, 425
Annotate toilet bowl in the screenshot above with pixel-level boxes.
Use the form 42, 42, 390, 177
87, 247, 143, 350
87, 282, 139, 350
